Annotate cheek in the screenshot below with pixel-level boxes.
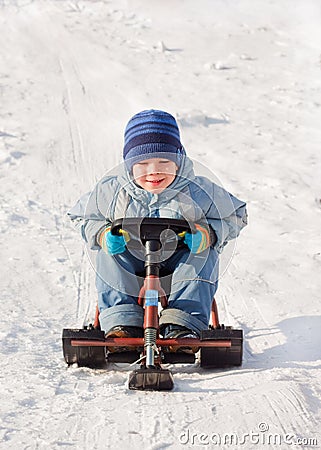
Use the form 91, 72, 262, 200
168, 174, 176, 183
166, 163, 178, 176
132, 167, 144, 180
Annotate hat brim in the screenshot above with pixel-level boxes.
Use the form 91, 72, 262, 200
125, 146, 185, 171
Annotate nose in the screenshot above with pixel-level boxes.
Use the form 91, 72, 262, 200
148, 162, 160, 173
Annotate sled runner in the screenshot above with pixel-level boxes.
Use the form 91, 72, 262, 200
62, 218, 243, 391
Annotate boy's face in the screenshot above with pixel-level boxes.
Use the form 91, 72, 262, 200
132, 158, 178, 193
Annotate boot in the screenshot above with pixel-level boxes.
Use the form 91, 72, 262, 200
106, 326, 143, 352
162, 324, 199, 354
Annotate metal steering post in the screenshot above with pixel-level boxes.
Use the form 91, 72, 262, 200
143, 239, 162, 368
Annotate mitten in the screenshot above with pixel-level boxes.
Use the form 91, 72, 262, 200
184, 224, 211, 254
99, 227, 129, 255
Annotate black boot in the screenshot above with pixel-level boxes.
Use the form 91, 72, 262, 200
162, 324, 199, 354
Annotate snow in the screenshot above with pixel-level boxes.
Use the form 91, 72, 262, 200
1, 0, 321, 448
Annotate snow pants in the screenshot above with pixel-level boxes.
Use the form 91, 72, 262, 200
96, 246, 219, 335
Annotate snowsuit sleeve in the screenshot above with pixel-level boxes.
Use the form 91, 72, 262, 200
67, 177, 117, 250
207, 199, 247, 253
192, 178, 248, 253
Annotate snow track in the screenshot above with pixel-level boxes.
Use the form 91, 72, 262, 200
0, 0, 320, 449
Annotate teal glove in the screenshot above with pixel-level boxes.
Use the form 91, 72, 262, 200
184, 224, 211, 254
99, 227, 129, 255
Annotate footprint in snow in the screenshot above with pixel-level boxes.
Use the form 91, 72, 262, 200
178, 112, 229, 128
0, 131, 17, 138
10, 213, 29, 225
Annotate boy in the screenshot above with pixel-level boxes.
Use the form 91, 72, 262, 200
68, 110, 247, 346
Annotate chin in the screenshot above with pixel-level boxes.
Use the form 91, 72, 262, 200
147, 187, 163, 193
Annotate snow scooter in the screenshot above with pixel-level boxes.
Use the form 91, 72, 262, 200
62, 217, 243, 391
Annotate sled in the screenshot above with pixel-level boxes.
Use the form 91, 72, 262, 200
62, 217, 243, 391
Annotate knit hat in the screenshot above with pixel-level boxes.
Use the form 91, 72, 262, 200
123, 109, 185, 170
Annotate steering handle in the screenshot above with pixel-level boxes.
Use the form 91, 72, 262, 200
110, 217, 196, 241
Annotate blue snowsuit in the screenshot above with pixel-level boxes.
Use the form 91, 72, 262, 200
68, 157, 247, 334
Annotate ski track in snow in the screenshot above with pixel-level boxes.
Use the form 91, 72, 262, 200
0, 0, 321, 449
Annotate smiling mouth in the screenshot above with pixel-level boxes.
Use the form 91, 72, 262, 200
146, 178, 165, 184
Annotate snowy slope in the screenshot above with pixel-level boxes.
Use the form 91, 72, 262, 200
1, 0, 321, 448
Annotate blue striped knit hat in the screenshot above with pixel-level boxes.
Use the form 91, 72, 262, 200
123, 109, 185, 170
